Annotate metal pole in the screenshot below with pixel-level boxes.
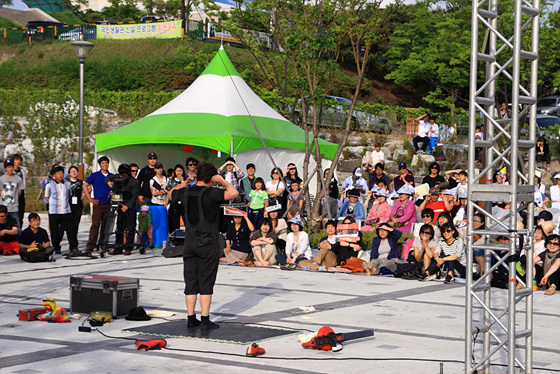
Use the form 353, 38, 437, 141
78, 57, 85, 180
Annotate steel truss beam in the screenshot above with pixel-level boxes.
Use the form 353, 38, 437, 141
466, 0, 539, 373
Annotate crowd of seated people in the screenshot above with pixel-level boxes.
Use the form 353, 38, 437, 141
3, 149, 559, 297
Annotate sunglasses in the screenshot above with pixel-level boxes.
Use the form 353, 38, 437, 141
422, 214, 432, 218
444, 229, 454, 233
188, 163, 197, 166
431, 166, 438, 169
272, 172, 279, 175
420, 231, 431, 235
148, 157, 157, 160
548, 242, 560, 246
131, 169, 138, 173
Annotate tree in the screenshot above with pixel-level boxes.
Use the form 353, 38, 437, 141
0, 0, 14, 8
205, 0, 401, 231
385, 0, 472, 123
102, 0, 143, 22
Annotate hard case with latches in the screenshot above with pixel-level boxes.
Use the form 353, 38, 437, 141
70, 275, 139, 318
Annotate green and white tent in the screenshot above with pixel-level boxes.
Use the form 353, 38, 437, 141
95, 46, 338, 184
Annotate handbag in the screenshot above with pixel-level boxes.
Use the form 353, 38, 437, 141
340, 256, 366, 273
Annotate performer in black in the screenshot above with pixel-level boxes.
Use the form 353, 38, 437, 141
172, 161, 238, 329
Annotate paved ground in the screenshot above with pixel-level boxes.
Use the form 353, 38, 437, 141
1, 215, 559, 374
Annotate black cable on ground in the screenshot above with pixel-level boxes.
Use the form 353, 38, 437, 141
93, 329, 560, 371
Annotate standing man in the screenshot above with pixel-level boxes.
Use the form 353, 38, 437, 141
172, 162, 238, 329
45, 166, 79, 255
240, 163, 256, 199
0, 159, 24, 230
218, 157, 245, 190
137, 152, 158, 205
83, 156, 113, 254
106, 164, 140, 255
11, 154, 27, 226
413, 113, 431, 154
130, 163, 140, 182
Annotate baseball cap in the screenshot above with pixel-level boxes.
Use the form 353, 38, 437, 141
140, 205, 150, 212
154, 162, 163, 169
148, 152, 158, 159
347, 188, 360, 197
3, 159, 13, 168
399, 162, 407, 169
353, 167, 362, 177
429, 187, 439, 195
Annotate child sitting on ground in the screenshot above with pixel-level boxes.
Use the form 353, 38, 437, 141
138, 205, 154, 249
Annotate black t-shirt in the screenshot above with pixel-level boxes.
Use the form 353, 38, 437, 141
69, 178, 84, 207
137, 165, 156, 198
20, 226, 50, 246
172, 185, 226, 235
422, 175, 446, 188
368, 173, 391, 191
328, 178, 339, 199
225, 219, 252, 253
0, 215, 18, 242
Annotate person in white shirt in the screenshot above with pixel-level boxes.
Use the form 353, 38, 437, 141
413, 113, 431, 154
366, 142, 384, 171
427, 118, 439, 153
550, 175, 560, 210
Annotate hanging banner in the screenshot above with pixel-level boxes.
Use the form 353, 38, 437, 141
97, 20, 183, 39
208, 22, 241, 44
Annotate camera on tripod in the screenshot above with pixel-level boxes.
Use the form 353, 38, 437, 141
109, 176, 127, 203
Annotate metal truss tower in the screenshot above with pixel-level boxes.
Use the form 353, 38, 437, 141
466, 0, 540, 373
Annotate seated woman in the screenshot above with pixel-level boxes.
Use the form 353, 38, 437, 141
336, 188, 365, 221
298, 220, 339, 270
250, 218, 278, 266
370, 222, 403, 273
419, 222, 466, 283
533, 234, 560, 295
276, 216, 311, 266
407, 224, 437, 274
222, 214, 255, 264
412, 208, 441, 242
388, 184, 416, 234
267, 205, 287, 251
331, 216, 364, 265
361, 189, 391, 232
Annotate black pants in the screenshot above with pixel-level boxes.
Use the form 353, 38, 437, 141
426, 258, 466, 278
18, 190, 25, 228
49, 213, 78, 251
183, 242, 220, 295
413, 135, 430, 152
115, 208, 136, 248
536, 153, 551, 165
168, 202, 183, 234
70, 204, 82, 244
535, 264, 560, 288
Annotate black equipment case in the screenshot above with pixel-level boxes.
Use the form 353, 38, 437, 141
70, 275, 139, 318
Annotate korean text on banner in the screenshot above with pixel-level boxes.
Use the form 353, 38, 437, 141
97, 21, 183, 40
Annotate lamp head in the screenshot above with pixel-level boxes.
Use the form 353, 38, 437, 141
70, 41, 94, 59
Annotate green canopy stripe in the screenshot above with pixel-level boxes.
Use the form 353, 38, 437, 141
95, 112, 338, 159
199, 46, 241, 77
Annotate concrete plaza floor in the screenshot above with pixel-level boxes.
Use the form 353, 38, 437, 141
1, 216, 559, 374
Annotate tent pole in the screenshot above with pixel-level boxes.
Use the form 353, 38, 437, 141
230, 134, 234, 156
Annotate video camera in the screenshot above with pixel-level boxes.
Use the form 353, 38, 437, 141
109, 176, 127, 203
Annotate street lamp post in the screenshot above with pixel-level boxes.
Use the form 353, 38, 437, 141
70, 41, 94, 180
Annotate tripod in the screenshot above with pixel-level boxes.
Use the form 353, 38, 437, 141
99, 199, 146, 258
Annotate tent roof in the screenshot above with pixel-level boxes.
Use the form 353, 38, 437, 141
95, 46, 338, 159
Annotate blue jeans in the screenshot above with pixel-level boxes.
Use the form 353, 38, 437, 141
275, 253, 307, 265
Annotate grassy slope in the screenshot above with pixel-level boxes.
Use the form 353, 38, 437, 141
0, 38, 418, 105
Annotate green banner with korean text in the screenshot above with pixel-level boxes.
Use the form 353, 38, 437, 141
96, 21, 183, 39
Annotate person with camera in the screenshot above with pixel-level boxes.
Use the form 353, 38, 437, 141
171, 161, 238, 329
106, 164, 140, 256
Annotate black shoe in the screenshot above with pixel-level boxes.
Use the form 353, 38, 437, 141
108, 248, 123, 255
200, 320, 220, 329
444, 274, 455, 284
417, 273, 427, 281
149, 245, 155, 249
187, 318, 201, 328
85, 249, 93, 256
54, 249, 61, 254
69, 249, 81, 257
403, 272, 418, 280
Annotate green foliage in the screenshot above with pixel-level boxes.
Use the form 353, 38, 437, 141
48, 11, 84, 25
101, 0, 143, 22
0, 16, 20, 28
0, 0, 13, 7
